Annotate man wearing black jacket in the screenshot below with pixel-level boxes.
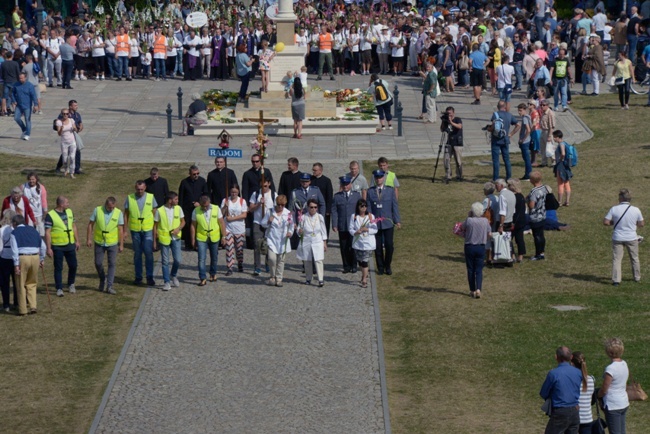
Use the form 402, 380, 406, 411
310, 162, 333, 239
278, 157, 302, 196
178, 165, 208, 250
145, 167, 169, 207
207, 157, 238, 207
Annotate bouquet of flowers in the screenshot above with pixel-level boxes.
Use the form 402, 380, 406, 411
250, 137, 271, 158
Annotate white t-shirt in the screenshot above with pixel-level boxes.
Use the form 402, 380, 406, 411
220, 197, 248, 235
603, 360, 629, 411
201, 36, 211, 56
92, 36, 106, 57
249, 190, 277, 226
497, 63, 515, 87
129, 38, 140, 57
605, 203, 644, 242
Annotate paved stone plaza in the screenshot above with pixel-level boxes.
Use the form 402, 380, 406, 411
0, 75, 591, 433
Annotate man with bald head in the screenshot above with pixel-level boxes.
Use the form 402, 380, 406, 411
45, 196, 80, 297
539, 346, 582, 434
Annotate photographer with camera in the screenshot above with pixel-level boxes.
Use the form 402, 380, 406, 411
484, 100, 519, 181
440, 107, 464, 183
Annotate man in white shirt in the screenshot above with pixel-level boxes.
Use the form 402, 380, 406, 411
42, 28, 62, 87
496, 55, 515, 111
603, 188, 644, 286
592, 7, 608, 41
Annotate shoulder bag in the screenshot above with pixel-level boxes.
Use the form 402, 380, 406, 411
544, 186, 559, 211
591, 399, 607, 434
627, 377, 648, 401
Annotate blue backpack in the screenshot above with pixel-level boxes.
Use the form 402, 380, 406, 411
564, 142, 578, 167
492, 112, 506, 140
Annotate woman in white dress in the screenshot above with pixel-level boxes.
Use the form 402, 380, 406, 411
297, 198, 327, 287
349, 199, 378, 288
264, 195, 294, 287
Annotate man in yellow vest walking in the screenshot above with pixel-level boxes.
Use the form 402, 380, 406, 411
154, 191, 185, 291
86, 197, 124, 295
45, 196, 80, 297
124, 181, 158, 286
191, 195, 226, 286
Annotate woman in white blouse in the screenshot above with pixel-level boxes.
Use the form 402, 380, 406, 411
220, 185, 247, 276
349, 199, 378, 288
598, 337, 630, 434
264, 195, 294, 287
297, 198, 327, 287
22, 172, 48, 236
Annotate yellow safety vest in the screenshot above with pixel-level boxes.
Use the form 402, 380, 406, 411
94, 206, 122, 246
128, 193, 154, 232
48, 209, 75, 246
194, 205, 221, 242
157, 205, 182, 246
385, 171, 396, 188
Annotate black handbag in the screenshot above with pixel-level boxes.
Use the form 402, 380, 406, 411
544, 186, 560, 211
591, 401, 607, 434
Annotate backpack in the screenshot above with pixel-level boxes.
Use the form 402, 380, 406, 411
53, 118, 59, 131
32, 61, 41, 74
564, 142, 578, 166
483, 198, 494, 224
491, 112, 506, 140
374, 80, 389, 102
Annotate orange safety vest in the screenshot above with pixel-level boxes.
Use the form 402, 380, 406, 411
153, 35, 167, 55
116, 34, 129, 54
319, 33, 333, 51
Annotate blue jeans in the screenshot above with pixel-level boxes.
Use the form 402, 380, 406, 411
175, 52, 183, 75
554, 78, 568, 108
53, 247, 77, 290
160, 239, 182, 283
14, 105, 32, 135
106, 52, 116, 77
519, 141, 532, 178
3, 82, 16, 106
154, 58, 166, 78
513, 63, 523, 89
581, 72, 592, 93
62, 59, 74, 87
458, 69, 469, 86
627, 35, 638, 64
491, 140, 512, 181
117, 56, 130, 78
535, 16, 546, 41
131, 230, 154, 281
464, 244, 485, 292
604, 406, 627, 434
238, 72, 250, 100
197, 239, 219, 280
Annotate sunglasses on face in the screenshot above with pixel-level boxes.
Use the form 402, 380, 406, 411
309, 206, 318, 209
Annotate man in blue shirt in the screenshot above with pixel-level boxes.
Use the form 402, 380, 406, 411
540, 346, 582, 434
11, 73, 37, 141
469, 43, 488, 105
489, 100, 519, 181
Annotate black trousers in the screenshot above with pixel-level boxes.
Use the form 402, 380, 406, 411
530, 220, 546, 257
338, 231, 355, 271
374, 227, 394, 271
0, 257, 18, 309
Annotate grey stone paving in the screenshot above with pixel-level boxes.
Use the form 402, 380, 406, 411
0, 74, 592, 169
92, 239, 385, 433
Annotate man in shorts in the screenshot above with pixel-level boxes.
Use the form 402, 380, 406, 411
469, 43, 488, 105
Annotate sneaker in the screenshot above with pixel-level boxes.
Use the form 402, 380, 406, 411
562, 107, 568, 112
56, 289, 64, 297
81, 75, 87, 80
98, 280, 105, 292
37, 110, 42, 115
23, 135, 30, 141
304, 280, 311, 285
172, 276, 180, 287
126, 77, 132, 81
106, 286, 116, 295
163, 282, 171, 291
388, 125, 393, 130
318, 281, 324, 287
20, 133, 25, 139
100, 76, 105, 81
531, 255, 545, 261
225, 269, 233, 276
253, 268, 261, 276
554, 106, 559, 111
69, 284, 76, 294
267, 277, 276, 286
74, 76, 80, 81
265, 265, 270, 273
95, 77, 99, 81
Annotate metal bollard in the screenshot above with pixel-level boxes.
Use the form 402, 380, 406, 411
393, 85, 399, 118
397, 102, 403, 137
166, 103, 173, 138
177, 87, 183, 120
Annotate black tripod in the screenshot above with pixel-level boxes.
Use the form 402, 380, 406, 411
432, 131, 449, 183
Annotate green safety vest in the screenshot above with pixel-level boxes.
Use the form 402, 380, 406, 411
48, 209, 75, 246
385, 171, 396, 188
157, 205, 182, 246
127, 193, 154, 232
554, 59, 568, 78
94, 206, 122, 246
194, 205, 221, 243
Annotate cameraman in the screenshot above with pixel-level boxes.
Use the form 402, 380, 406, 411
441, 107, 463, 183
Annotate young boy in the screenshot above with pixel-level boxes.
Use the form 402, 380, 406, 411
282, 70, 294, 98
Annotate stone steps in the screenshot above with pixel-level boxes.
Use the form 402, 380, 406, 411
194, 117, 378, 136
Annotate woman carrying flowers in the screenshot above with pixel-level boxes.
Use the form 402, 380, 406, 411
349, 199, 378, 288
297, 198, 328, 287
264, 195, 293, 287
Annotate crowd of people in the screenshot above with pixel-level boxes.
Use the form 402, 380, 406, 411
0, 156, 401, 315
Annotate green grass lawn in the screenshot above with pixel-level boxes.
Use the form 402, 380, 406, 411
375, 94, 650, 433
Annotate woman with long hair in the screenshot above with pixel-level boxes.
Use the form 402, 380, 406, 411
290, 76, 305, 139
221, 185, 247, 276
612, 50, 635, 110
349, 199, 378, 288
487, 39, 501, 96
22, 172, 48, 236
571, 351, 595, 434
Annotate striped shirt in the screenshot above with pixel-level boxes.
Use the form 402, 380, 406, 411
578, 375, 595, 424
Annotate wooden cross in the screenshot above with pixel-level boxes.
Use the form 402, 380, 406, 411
242, 110, 278, 215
